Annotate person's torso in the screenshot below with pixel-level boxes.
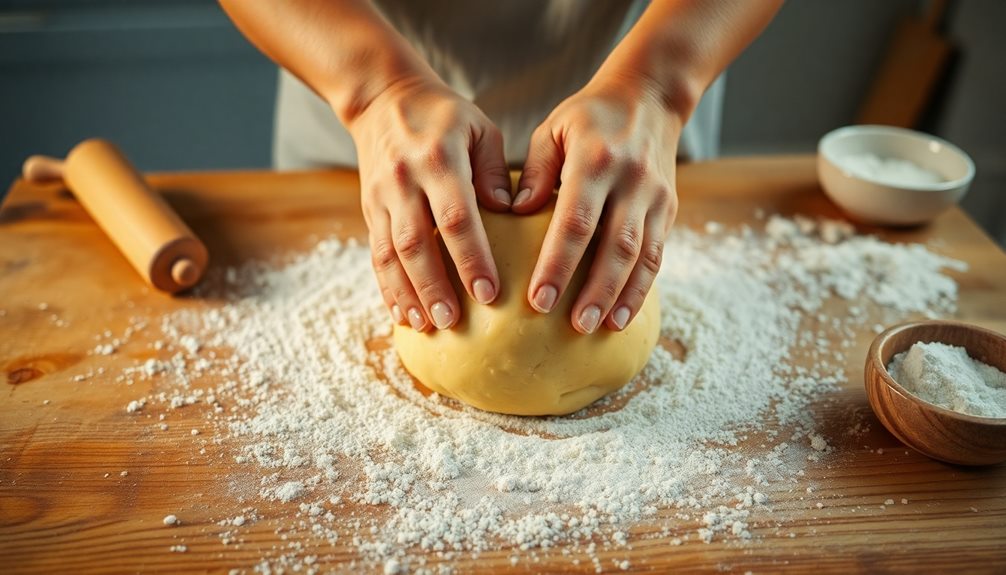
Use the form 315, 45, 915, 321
273, 0, 722, 169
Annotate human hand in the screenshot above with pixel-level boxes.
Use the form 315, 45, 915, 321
515, 76, 680, 334
348, 77, 513, 331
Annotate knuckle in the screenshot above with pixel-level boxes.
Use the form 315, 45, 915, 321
530, 124, 555, 151
392, 158, 410, 185
528, 139, 556, 167
421, 142, 450, 170
521, 163, 540, 179
652, 182, 676, 212
593, 276, 622, 302
612, 224, 642, 262
666, 191, 679, 221
453, 249, 485, 277
438, 99, 464, 122
393, 224, 426, 261
543, 257, 578, 281
371, 237, 399, 271
587, 144, 615, 173
436, 202, 474, 237
557, 204, 597, 242
413, 274, 444, 299
481, 164, 510, 182
623, 158, 647, 181
640, 239, 664, 275
535, 120, 559, 141
520, 162, 547, 185
380, 287, 396, 305
391, 284, 414, 303
622, 280, 652, 307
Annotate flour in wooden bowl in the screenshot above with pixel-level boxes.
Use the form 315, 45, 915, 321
888, 342, 1006, 418
107, 213, 965, 573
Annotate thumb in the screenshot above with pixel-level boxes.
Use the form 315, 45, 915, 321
514, 125, 563, 214
471, 125, 513, 212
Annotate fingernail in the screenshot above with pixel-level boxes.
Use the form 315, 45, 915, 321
611, 306, 630, 330
578, 305, 601, 334
532, 284, 557, 313
513, 188, 532, 207
493, 188, 512, 207
408, 307, 425, 331
392, 304, 404, 324
472, 277, 496, 304
430, 301, 454, 329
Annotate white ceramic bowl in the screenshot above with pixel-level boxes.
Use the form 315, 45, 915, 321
817, 125, 975, 225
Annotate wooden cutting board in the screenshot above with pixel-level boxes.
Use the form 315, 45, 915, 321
1, 156, 1005, 573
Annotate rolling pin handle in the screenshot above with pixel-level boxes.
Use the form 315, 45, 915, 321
22, 155, 66, 183
170, 258, 200, 289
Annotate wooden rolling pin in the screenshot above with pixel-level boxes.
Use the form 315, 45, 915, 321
22, 139, 208, 294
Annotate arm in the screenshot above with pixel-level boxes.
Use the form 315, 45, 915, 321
517, 0, 782, 334
219, 0, 431, 125
220, 0, 512, 331
598, 0, 782, 120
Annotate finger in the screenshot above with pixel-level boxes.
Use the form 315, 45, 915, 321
390, 197, 461, 330
527, 176, 606, 315
369, 210, 427, 330
379, 281, 405, 325
572, 201, 646, 334
471, 125, 513, 212
604, 207, 668, 332
417, 141, 501, 306
514, 124, 563, 214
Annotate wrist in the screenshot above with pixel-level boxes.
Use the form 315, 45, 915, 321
323, 40, 443, 128
328, 71, 428, 128
585, 67, 697, 123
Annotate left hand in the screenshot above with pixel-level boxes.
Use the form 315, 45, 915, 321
515, 74, 681, 334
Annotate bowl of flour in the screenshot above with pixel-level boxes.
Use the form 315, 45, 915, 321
818, 125, 975, 226
866, 321, 1006, 465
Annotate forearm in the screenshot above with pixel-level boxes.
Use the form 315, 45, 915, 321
595, 0, 783, 119
218, 0, 440, 125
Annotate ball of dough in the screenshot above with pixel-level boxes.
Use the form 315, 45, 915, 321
393, 203, 661, 416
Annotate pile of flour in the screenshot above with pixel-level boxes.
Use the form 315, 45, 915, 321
110, 213, 965, 573
888, 342, 1006, 418
838, 153, 945, 187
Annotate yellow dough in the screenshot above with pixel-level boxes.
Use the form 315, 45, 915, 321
392, 203, 661, 416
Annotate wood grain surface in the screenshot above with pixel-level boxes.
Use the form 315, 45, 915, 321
2, 156, 1005, 574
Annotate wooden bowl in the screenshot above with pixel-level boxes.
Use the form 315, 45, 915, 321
865, 320, 1006, 465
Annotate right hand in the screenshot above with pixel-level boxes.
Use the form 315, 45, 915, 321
347, 77, 512, 331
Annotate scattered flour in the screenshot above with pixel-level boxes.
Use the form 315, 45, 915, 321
105, 213, 964, 572
887, 341, 1006, 418
94, 343, 117, 356
838, 153, 945, 187
809, 433, 830, 452
125, 398, 146, 414
271, 481, 307, 503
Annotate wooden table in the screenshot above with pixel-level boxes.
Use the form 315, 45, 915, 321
2, 156, 1005, 573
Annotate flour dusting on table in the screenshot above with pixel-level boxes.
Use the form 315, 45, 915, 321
104, 214, 964, 573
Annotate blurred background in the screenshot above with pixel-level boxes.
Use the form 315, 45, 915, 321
1, 0, 1003, 244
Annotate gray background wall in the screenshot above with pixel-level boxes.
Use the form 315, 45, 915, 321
1, 0, 1003, 243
